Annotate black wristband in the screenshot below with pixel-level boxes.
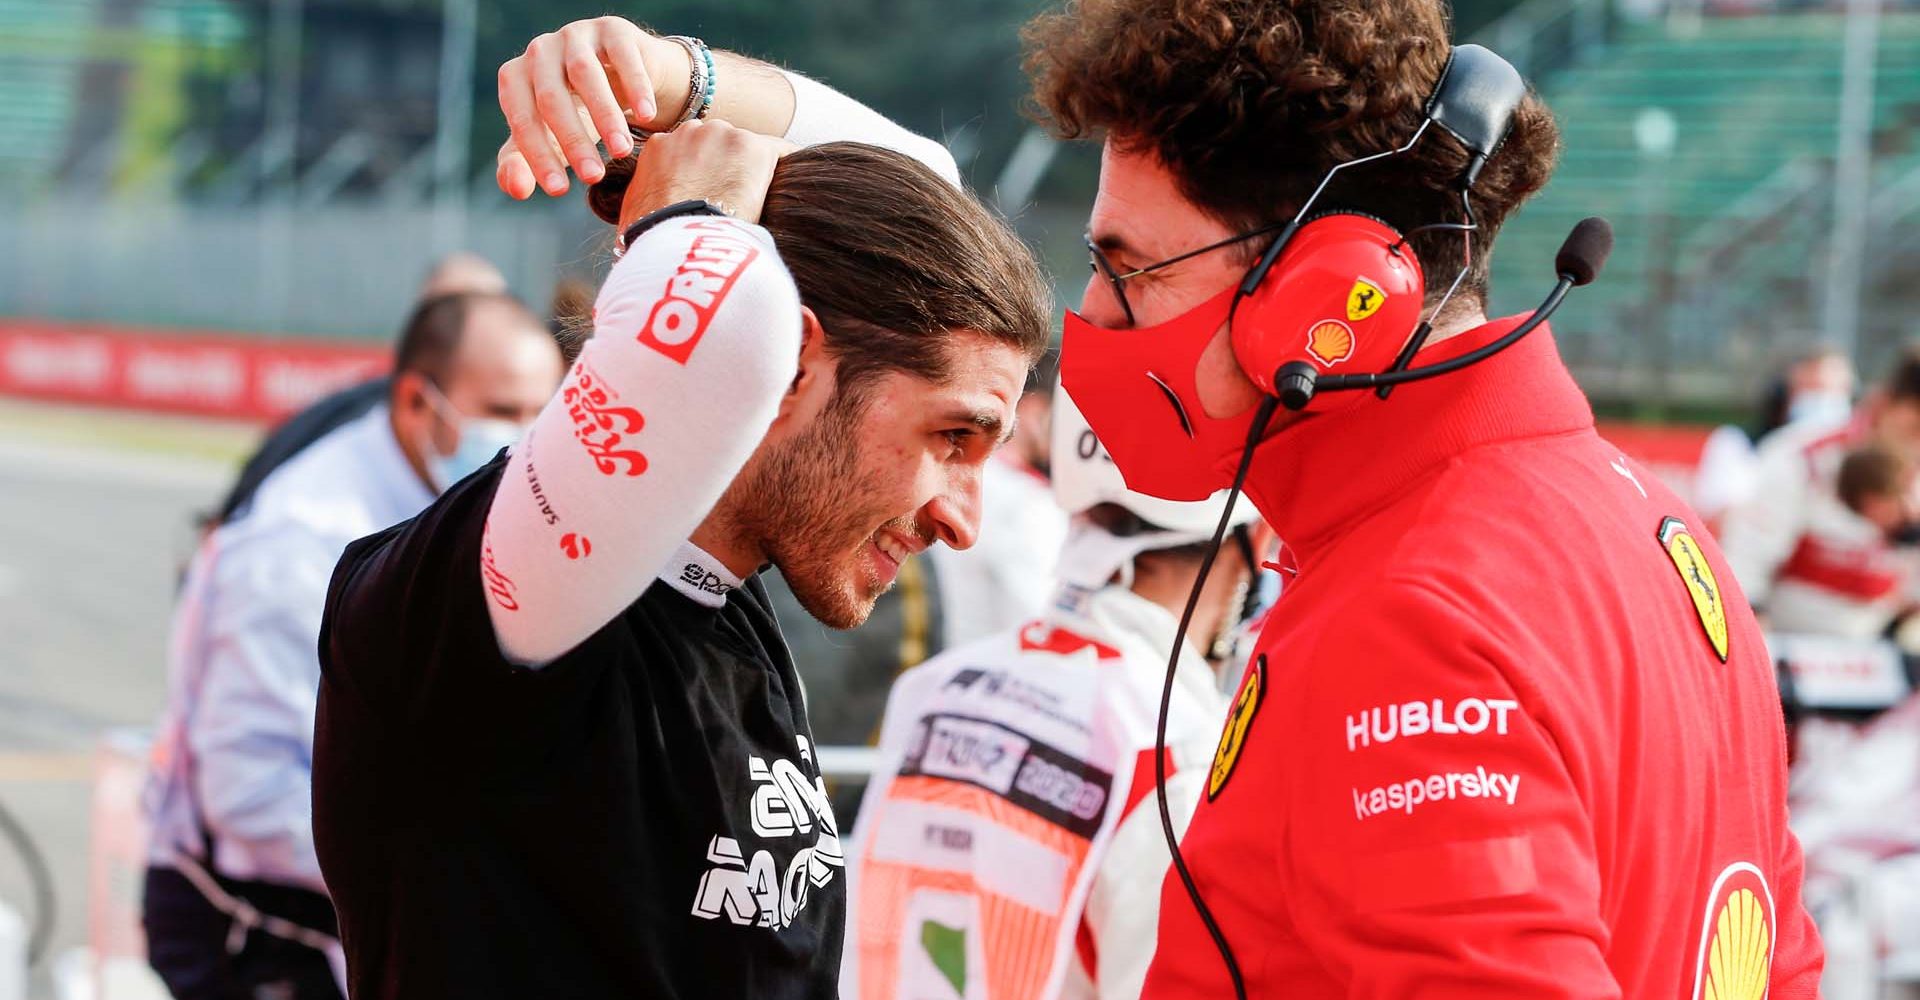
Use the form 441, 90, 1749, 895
620, 199, 726, 252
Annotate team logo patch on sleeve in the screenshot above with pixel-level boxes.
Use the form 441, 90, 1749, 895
1658, 516, 1730, 663
638, 231, 760, 365
1208, 656, 1265, 801
1690, 862, 1775, 1000
1346, 277, 1388, 321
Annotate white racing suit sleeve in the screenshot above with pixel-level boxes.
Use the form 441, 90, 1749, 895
1719, 433, 1813, 610
780, 69, 962, 188
1076, 741, 1210, 1000
483, 216, 802, 665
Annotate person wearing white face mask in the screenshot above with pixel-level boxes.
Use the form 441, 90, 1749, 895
1696, 347, 1858, 527
142, 290, 562, 1000
415, 376, 536, 491
207, 254, 517, 530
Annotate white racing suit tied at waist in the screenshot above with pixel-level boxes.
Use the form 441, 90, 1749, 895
843, 582, 1228, 1000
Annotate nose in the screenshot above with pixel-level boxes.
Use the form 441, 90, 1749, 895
923, 467, 983, 552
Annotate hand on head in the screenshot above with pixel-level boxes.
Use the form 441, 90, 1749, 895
494, 16, 679, 198
611, 121, 795, 232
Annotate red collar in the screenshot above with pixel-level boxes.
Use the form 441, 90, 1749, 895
1243, 314, 1594, 554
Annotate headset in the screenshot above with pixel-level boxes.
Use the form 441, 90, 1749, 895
1149, 44, 1614, 1000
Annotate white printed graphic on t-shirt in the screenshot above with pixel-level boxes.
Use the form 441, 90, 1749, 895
691, 735, 845, 931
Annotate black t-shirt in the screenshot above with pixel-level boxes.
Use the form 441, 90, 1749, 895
313, 458, 844, 999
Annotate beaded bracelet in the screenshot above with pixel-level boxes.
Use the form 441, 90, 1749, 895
694, 40, 716, 120
665, 35, 715, 126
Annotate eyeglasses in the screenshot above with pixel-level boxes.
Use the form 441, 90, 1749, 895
1085, 222, 1288, 327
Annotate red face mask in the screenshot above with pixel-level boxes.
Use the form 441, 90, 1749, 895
1060, 213, 1426, 503
1060, 288, 1255, 502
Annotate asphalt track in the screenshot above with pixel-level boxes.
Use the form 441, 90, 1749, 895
0, 400, 251, 993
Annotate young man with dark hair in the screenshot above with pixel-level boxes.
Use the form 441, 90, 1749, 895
312, 23, 1051, 1000
1022, 0, 1824, 994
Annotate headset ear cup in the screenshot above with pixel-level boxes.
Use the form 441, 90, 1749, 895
1229, 213, 1425, 409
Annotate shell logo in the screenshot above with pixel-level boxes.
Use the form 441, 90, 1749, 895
1304, 319, 1356, 368
1691, 862, 1775, 1000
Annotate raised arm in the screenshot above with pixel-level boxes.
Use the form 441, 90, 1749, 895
494, 16, 957, 201
483, 125, 802, 666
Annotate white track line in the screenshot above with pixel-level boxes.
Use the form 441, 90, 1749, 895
0, 437, 232, 491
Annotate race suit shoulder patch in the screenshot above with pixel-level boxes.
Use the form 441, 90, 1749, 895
1208, 655, 1265, 801
1690, 862, 1775, 1000
1658, 516, 1730, 663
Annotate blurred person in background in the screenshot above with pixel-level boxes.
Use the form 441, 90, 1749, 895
931, 357, 1072, 646
210, 252, 516, 529
310, 17, 1050, 998
1696, 345, 1856, 527
842, 385, 1267, 1000
1836, 442, 1919, 545
141, 291, 563, 1000
1778, 442, 1920, 998
1723, 347, 1920, 641
417, 250, 511, 301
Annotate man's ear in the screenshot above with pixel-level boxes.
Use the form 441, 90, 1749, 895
390, 370, 432, 420
771, 306, 834, 429
387, 369, 440, 471
792, 307, 827, 394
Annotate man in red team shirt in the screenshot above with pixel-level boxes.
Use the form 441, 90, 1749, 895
1023, 0, 1824, 994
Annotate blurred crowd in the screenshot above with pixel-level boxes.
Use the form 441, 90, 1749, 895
1691, 343, 1920, 993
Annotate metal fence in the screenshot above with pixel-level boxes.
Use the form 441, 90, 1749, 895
0, 196, 608, 341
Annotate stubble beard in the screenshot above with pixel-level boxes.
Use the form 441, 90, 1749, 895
736, 398, 891, 630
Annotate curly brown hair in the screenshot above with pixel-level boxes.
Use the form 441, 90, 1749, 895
1024, 0, 1560, 302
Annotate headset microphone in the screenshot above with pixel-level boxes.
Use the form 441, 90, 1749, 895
1277, 216, 1614, 410
1555, 215, 1615, 288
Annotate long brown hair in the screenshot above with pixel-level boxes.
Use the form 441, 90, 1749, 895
591, 139, 1052, 398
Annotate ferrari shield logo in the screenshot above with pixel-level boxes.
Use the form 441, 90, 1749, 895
1659, 516, 1729, 663
1208, 656, 1265, 800
1346, 277, 1388, 321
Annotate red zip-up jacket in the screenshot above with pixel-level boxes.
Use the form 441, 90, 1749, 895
1143, 318, 1823, 998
